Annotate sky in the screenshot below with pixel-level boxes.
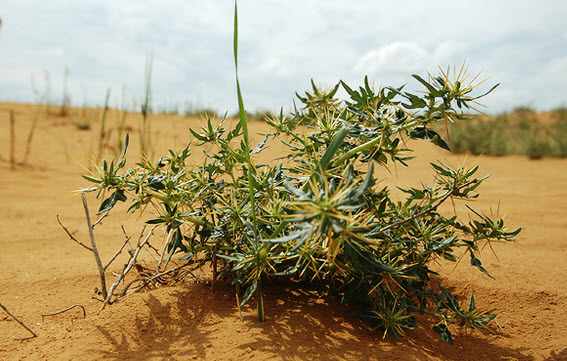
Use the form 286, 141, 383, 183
1, 1, 566, 115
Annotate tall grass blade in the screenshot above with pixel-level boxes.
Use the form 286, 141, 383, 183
22, 111, 38, 164
141, 52, 154, 156
98, 89, 111, 157
9, 110, 15, 171
234, 0, 263, 322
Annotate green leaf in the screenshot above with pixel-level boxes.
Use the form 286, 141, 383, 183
412, 75, 442, 97
240, 279, 257, 307
468, 294, 476, 312
145, 218, 166, 224
409, 126, 451, 151
218, 253, 246, 263
472, 83, 500, 100
320, 127, 348, 170
439, 285, 462, 313
430, 162, 454, 177
116, 133, 130, 169
431, 234, 458, 252
189, 128, 208, 142
98, 189, 127, 214
282, 180, 310, 201
433, 323, 453, 344
472, 313, 497, 328
470, 253, 495, 279
340, 80, 357, 98
82, 174, 100, 184
350, 161, 374, 201
250, 134, 269, 154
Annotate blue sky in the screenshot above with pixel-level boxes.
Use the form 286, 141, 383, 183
1, 1, 566, 114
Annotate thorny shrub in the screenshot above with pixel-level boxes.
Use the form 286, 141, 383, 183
81, 3, 520, 344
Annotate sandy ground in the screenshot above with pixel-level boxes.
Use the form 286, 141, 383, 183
0, 102, 566, 361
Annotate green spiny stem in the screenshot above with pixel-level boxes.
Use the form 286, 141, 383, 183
375, 177, 480, 237
333, 119, 421, 166
257, 279, 264, 322
268, 220, 288, 239
334, 135, 383, 166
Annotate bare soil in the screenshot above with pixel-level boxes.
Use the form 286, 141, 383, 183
0, 102, 566, 360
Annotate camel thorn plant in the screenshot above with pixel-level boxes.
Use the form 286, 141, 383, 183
79, 1, 520, 343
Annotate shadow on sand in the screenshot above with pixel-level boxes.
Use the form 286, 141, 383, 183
92, 280, 539, 360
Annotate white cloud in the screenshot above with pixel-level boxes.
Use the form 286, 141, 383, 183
433, 42, 465, 61
1, 1, 567, 113
353, 41, 470, 80
353, 42, 429, 75
259, 58, 292, 77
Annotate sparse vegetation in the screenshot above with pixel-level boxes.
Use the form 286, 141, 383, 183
183, 101, 218, 118
59, 66, 71, 117
97, 89, 112, 157
9, 110, 15, 170
447, 106, 567, 159
24, 71, 52, 164
79, 3, 520, 344
116, 87, 129, 158
140, 53, 154, 156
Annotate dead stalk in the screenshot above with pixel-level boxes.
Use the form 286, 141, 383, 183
212, 240, 220, 292
101, 225, 157, 311
22, 110, 39, 165
104, 234, 131, 270
236, 292, 243, 322
92, 210, 110, 229
116, 262, 192, 301
42, 304, 86, 319
157, 228, 174, 271
9, 110, 15, 171
57, 214, 93, 252
81, 193, 108, 299
0, 301, 38, 338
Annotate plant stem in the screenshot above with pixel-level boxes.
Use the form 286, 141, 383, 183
334, 134, 382, 166
42, 304, 86, 319
9, 110, 15, 170
0, 301, 38, 338
141, 53, 153, 156
57, 214, 94, 251
256, 278, 264, 322
375, 178, 479, 237
98, 89, 111, 157
82, 193, 108, 299
22, 111, 38, 165
233, 2, 258, 240
333, 120, 419, 166
234, 0, 263, 322
101, 225, 156, 310
60, 66, 70, 116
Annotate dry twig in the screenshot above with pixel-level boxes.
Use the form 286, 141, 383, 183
157, 228, 174, 271
0, 301, 38, 338
9, 110, 15, 171
81, 193, 108, 299
42, 304, 86, 319
104, 234, 131, 270
92, 210, 110, 229
117, 262, 193, 301
57, 215, 93, 251
101, 225, 157, 311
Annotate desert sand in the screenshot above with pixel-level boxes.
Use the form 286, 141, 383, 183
0, 102, 565, 360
